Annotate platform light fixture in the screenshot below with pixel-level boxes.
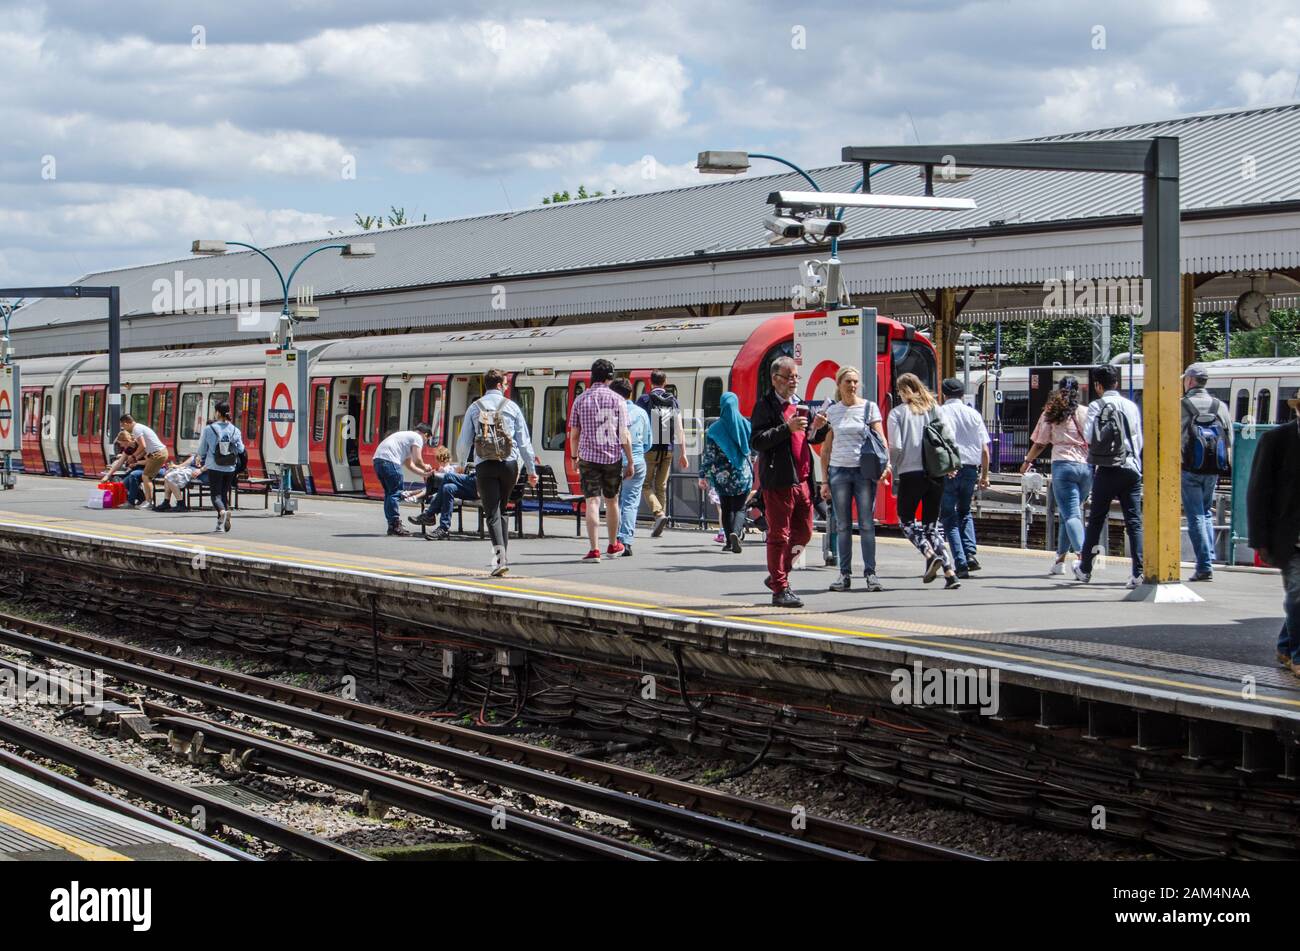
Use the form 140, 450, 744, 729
696, 150, 752, 175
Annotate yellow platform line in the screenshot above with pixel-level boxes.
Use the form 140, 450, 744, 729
0, 805, 132, 861
3, 513, 1299, 714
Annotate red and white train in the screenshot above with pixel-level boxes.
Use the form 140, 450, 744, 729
15, 310, 937, 522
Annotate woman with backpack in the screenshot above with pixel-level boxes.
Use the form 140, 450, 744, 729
455, 368, 538, 577
197, 400, 245, 533
1021, 376, 1092, 576
812, 366, 888, 592
698, 391, 753, 553
887, 373, 961, 589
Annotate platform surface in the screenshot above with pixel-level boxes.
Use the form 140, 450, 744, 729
0, 761, 234, 861
0, 476, 1296, 724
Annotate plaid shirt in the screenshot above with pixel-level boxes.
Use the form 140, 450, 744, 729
570, 383, 628, 465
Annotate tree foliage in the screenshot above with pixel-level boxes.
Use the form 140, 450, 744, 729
541, 184, 617, 204
352, 206, 427, 230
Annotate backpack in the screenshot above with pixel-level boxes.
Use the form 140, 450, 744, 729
1181, 396, 1230, 475
208, 423, 237, 467
921, 408, 961, 477
1088, 399, 1131, 467
472, 400, 515, 462
646, 390, 677, 447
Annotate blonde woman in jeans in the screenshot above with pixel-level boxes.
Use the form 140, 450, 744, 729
1021, 376, 1091, 575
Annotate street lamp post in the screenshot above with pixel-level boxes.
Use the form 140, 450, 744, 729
190, 239, 376, 514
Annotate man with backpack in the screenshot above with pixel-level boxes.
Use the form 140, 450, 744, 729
636, 370, 687, 537
1075, 364, 1145, 588
455, 369, 538, 577
1179, 364, 1232, 582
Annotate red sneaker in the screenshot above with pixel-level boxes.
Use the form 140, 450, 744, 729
583, 549, 602, 562
606, 542, 625, 556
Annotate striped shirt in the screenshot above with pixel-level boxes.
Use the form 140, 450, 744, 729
570, 384, 628, 465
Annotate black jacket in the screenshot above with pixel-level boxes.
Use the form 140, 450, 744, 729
749, 390, 816, 493
1246, 419, 1300, 559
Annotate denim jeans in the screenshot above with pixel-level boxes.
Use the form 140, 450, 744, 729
1181, 471, 1219, 574
123, 468, 145, 505
940, 464, 979, 570
1277, 551, 1300, 664
1080, 465, 1143, 578
617, 460, 647, 545
1051, 460, 1093, 557
374, 459, 404, 525
425, 472, 478, 529
829, 466, 877, 575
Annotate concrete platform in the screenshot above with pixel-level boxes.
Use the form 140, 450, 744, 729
0, 475, 1296, 733
0, 760, 236, 861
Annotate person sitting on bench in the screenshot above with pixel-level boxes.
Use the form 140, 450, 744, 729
407, 445, 478, 539
157, 453, 204, 512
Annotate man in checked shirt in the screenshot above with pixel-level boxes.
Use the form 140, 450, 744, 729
569, 358, 635, 561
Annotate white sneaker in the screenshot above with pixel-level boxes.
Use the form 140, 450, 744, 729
1071, 563, 1090, 583
1125, 575, 1142, 589
1048, 560, 1066, 576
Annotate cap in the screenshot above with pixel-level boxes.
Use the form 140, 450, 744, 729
941, 378, 965, 399
1058, 375, 1079, 391
1183, 363, 1210, 385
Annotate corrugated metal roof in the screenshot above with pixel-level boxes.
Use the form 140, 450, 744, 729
12, 102, 1300, 335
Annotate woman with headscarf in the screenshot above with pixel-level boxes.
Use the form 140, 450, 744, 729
698, 392, 753, 553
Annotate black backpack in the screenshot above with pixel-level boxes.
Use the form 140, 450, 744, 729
207, 423, 237, 467
1181, 396, 1230, 475
1088, 400, 1131, 467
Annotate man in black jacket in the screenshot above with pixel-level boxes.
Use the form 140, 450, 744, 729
1246, 387, 1300, 679
750, 356, 821, 608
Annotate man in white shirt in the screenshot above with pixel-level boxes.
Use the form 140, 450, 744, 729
1075, 364, 1144, 586
103, 414, 169, 508
938, 379, 991, 577
372, 423, 434, 536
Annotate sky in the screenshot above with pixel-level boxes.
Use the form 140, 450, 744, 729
1, 0, 1297, 287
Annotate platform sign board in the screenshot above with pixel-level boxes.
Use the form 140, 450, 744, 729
263, 348, 308, 467
0, 364, 18, 453
792, 307, 878, 409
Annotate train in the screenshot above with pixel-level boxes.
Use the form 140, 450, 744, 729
12, 310, 938, 523
965, 354, 1300, 468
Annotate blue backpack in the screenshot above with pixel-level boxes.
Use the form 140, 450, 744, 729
1181, 397, 1230, 476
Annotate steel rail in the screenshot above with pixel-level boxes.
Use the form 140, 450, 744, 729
0, 616, 979, 860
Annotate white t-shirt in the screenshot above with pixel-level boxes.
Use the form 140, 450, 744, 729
130, 423, 166, 455
938, 400, 990, 467
824, 400, 883, 469
373, 431, 424, 467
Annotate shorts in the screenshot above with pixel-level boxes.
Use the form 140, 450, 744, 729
142, 450, 168, 481
579, 460, 622, 499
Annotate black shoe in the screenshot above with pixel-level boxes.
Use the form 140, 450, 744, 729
388, 523, 412, 537
956, 568, 971, 579
174, 503, 188, 513
621, 545, 634, 557
944, 575, 962, 590
829, 575, 851, 592
923, 557, 942, 584
726, 532, 742, 553
965, 557, 982, 572
864, 573, 884, 592
651, 515, 668, 538
426, 526, 450, 541
408, 513, 433, 526
154, 502, 172, 512
772, 589, 804, 608
1189, 571, 1213, 582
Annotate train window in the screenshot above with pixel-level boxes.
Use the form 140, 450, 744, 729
163, 389, 176, 438
891, 339, 937, 394
149, 393, 164, 433
1280, 382, 1300, 423
1234, 390, 1250, 422
71, 395, 81, 437
633, 379, 647, 400
1256, 389, 1272, 424
702, 377, 723, 420
408, 388, 424, 430
514, 386, 535, 435
312, 386, 328, 442
246, 388, 260, 442
542, 386, 567, 452
180, 393, 202, 440
130, 393, 148, 422
757, 340, 795, 402
428, 385, 444, 445
81, 392, 95, 437
207, 392, 229, 422
43, 395, 52, 436
381, 389, 402, 439
362, 385, 377, 443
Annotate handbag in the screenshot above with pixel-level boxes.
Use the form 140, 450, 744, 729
858, 427, 889, 480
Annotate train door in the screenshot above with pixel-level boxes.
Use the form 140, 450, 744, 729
308, 377, 333, 494
536, 375, 570, 479
230, 380, 265, 478
562, 371, 591, 493
77, 384, 107, 476
357, 375, 386, 498
420, 374, 449, 464
147, 383, 179, 457
20, 386, 44, 473
65, 388, 83, 476
447, 374, 484, 465
176, 387, 206, 462
325, 377, 362, 493
42, 390, 62, 474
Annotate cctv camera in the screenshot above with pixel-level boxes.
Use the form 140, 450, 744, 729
764, 215, 805, 240
801, 217, 847, 239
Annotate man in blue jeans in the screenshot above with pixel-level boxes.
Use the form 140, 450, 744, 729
938, 379, 991, 578
612, 378, 651, 555
412, 469, 479, 540
1179, 363, 1232, 581
371, 423, 434, 536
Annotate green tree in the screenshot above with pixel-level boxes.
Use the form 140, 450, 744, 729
541, 184, 617, 204
351, 206, 427, 230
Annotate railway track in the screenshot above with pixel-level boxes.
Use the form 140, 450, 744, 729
0, 614, 980, 861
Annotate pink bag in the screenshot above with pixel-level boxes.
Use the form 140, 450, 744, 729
85, 488, 114, 509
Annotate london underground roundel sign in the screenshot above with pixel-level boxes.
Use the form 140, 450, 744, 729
0, 389, 11, 442
269, 382, 295, 450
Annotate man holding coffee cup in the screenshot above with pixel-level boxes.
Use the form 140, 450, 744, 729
749, 356, 819, 608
